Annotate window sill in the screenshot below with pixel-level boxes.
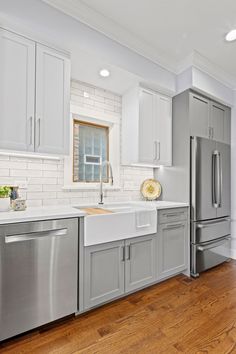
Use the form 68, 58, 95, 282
62, 184, 121, 191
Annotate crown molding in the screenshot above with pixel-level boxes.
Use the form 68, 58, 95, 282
177, 50, 236, 89
41, 0, 177, 73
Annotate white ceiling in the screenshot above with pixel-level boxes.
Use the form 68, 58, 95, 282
43, 0, 236, 82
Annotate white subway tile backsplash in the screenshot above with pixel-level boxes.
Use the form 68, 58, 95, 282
0, 169, 10, 177
1, 80, 153, 206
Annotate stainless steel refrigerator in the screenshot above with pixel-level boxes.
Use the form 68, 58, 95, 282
190, 136, 231, 277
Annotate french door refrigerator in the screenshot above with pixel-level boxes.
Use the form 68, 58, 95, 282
190, 136, 231, 277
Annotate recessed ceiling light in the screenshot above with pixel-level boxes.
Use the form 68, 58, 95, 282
225, 29, 236, 42
99, 69, 110, 78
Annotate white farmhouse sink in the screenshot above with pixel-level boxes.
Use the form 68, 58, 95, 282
73, 202, 157, 246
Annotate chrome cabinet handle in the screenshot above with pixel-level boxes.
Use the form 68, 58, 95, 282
37, 118, 41, 147
212, 127, 214, 139
5, 228, 68, 243
29, 116, 33, 146
121, 246, 125, 262
126, 245, 131, 260
208, 126, 211, 138
163, 212, 183, 217
154, 141, 160, 161
154, 141, 158, 160
165, 223, 184, 230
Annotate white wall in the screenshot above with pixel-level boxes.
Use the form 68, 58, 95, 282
231, 90, 236, 257
0, 80, 153, 206
0, 0, 176, 95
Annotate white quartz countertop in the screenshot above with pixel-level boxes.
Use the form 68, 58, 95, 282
0, 206, 86, 225
132, 201, 189, 209
0, 201, 188, 225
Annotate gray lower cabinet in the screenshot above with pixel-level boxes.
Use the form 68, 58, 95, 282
84, 240, 125, 310
125, 234, 156, 292
84, 234, 157, 309
158, 221, 188, 279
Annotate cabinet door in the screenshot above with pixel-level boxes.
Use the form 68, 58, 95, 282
155, 94, 172, 165
84, 241, 125, 309
125, 234, 156, 292
189, 93, 210, 138
158, 221, 188, 279
35, 44, 70, 154
139, 89, 156, 164
223, 107, 231, 144
0, 30, 35, 152
210, 102, 225, 142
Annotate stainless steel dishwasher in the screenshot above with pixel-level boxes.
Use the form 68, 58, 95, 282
0, 218, 78, 341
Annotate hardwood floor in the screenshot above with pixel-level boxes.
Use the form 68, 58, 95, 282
1, 261, 236, 354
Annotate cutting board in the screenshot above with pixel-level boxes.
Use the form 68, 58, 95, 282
81, 207, 113, 215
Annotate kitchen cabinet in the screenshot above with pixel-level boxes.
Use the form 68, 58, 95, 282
0, 28, 70, 155
84, 234, 157, 309
122, 86, 172, 167
158, 220, 188, 279
0, 29, 35, 152
189, 92, 230, 144
189, 92, 210, 139
84, 240, 125, 309
223, 107, 231, 144
35, 44, 70, 154
125, 234, 156, 292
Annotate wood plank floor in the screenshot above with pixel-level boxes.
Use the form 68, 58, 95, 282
1, 261, 236, 354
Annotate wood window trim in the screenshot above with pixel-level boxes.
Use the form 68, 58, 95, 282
73, 119, 109, 183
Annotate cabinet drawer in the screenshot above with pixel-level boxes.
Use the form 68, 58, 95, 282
158, 208, 188, 224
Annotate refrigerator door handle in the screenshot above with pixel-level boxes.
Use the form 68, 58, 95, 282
218, 152, 222, 208
212, 150, 221, 208
212, 151, 218, 208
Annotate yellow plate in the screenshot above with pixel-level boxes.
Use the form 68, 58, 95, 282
140, 179, 162, 200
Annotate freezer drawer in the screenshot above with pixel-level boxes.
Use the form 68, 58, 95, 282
191, 218, 230, 244
0, 218, 78, 341
191, 236, 231, 277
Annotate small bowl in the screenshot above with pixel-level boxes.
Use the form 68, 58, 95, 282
12, 199, 27, 211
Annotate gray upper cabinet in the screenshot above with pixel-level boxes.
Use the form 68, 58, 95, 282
125, 234, 156, 293
35, 44, 70, 154
223, 107, 231, 144
0, 28, 70, 155
0, 29, 35, 152
139, 89, 156, 164
210, 102, 225, 142
189, 91, 231, 144
84, 240, 125, 310
189, 92, 210, 139
158, 220, 188, 279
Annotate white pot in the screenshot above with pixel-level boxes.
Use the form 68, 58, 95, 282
0, 197, 10, 212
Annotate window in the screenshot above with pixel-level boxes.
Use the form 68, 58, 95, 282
73, 120, 109, 182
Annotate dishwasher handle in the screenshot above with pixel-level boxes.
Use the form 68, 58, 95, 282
5, 228, 68, 243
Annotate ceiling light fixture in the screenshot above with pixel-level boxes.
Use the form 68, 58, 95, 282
99, 69, 110, 78
225, 29, 236, 42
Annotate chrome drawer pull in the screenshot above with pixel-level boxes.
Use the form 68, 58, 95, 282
163, 212, 183, 217
165, 223, 184, 230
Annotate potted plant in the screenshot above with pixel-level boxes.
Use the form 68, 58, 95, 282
0, 186, 11, 211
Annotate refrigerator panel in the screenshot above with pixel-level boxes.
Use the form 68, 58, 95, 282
191, 137, 217, 221
216, 141, 231, 218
